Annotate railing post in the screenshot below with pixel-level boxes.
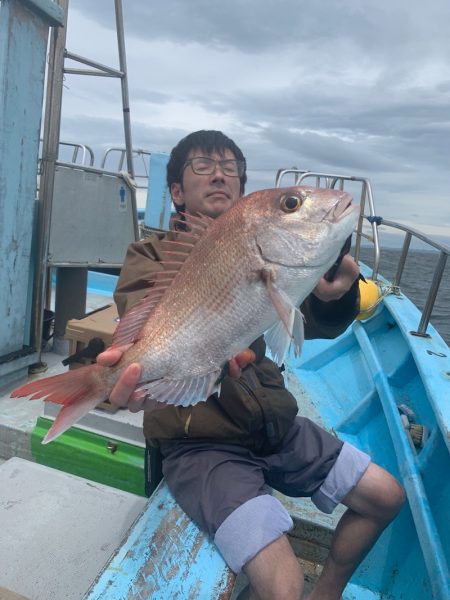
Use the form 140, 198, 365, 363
393, 232, 412, 287
411, 251, 448, 337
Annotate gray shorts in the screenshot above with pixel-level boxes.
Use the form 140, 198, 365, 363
160, 417, 370, 573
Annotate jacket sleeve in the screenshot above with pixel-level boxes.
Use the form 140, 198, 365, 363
301, 278, 360, 340
114, 235, 164, 318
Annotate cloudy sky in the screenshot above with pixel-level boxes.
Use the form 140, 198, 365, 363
59, 0, 450, 247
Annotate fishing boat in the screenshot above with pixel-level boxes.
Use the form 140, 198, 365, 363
0, 1, 449, 599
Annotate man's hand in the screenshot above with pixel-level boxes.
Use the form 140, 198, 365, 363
228, 348, 257, 378
96, 346, 144, 412
313, 255, 360, 302
96, 345, 256, 412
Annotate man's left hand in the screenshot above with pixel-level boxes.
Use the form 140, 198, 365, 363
313, 255, 360, 302
228, 349, 257, 378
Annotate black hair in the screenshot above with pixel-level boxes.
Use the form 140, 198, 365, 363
167, 130, 247, 212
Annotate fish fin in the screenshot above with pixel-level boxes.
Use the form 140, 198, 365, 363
172, 211, 214, 234
136, 370, 221, 407
113, 216, 214, 349
112, 270, 176, 347
265, 308, 305, 365
42, 394, 103, 444
261, 270, 304, 365
292, 309, 305, 358
158, 212, 213, 260
11, 364, 107, 443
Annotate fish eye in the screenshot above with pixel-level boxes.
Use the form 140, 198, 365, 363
280, 194, 303, 213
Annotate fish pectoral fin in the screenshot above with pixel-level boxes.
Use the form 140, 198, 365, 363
136, 370, 221, 407
262, 271, 304, 365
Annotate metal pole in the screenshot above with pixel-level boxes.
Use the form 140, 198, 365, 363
114, 0, 138, 240
32, 0, 69, 357
414, 251, 448, 337
114, 0, 134, 179
393, 232, 412, 287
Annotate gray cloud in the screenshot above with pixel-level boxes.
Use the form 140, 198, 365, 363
60, 1, 450, 244
72, 0, 450, 58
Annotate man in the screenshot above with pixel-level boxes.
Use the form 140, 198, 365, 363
98, 130, 404, 600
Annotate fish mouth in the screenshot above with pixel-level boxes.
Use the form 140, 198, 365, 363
325, 194, 359, 223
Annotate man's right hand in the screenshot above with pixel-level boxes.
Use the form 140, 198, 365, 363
96, 346, 144, 412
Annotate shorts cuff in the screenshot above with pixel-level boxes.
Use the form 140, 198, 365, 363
214, 494, 293, 573
312, 442, 371, 514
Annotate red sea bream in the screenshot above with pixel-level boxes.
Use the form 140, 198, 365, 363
12, 186, 358, 443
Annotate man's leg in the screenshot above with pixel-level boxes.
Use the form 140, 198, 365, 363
161, 441, 301, 598
306, 463, 405, 600
242, 534, 303, 600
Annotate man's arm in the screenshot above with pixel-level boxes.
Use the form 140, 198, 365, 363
114, 235, 165, 318
303, 254, 360, 339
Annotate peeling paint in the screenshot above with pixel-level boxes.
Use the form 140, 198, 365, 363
85, 482, 236, 599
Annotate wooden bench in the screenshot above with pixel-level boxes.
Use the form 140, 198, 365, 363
84, 480, 236, 600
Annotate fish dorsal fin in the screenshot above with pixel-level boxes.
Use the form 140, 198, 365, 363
112, 214, 214, 348
111, 275, 168, 348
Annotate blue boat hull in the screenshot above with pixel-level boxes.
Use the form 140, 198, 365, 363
283, 267, 450, 599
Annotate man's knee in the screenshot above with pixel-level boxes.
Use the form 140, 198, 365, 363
214, 495, 293, 573
344, 463, 405, 522
243, 535, 303, 600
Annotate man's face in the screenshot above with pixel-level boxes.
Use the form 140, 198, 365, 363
171, 148, 242, 219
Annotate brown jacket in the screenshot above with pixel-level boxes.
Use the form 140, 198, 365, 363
114, 233, 359, 452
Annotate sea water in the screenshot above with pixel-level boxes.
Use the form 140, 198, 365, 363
358, 247, 449, 346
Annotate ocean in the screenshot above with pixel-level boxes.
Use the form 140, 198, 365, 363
358, 247, 450, 346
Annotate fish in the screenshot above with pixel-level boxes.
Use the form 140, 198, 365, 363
11, 186, 358, 443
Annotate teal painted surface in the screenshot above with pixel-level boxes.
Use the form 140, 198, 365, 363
22, 0, 64, 26
0, 0, 60, 360
144, 152, 172, 230
87, 271, 118, 296
84, 481, 235, 600
51, 270, 118, 297
286, 268, 450, 599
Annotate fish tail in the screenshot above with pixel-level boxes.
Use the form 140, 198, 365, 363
11, 364, 108, 444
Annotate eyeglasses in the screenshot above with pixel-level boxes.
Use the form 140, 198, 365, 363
183, 156, 245, 178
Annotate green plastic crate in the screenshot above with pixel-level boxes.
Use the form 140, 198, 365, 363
31, 417, 146, 496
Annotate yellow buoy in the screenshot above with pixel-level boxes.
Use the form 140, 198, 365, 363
357, 278, 382, 320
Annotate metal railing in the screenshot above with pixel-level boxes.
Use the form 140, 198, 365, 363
276, 169, 449, 337
101, 147, 150, 199
57, 141, 95, 166
38, 140, 95, 173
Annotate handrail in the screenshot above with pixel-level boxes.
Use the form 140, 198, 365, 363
276, 169, 449, 338
101, 147, 151, 189
375, 219, 449, 337
38, 140, 95, 167
58, 141, 95, 166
